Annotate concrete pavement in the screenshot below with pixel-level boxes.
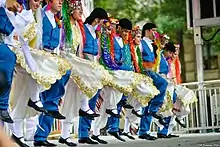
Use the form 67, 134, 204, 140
24, 133, 220, 147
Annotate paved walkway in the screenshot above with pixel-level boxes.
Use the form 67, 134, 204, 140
24, 133, 220, 147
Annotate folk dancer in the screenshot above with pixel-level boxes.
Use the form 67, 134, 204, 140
77, 7, 109, 144
138, 23, 168, 140
0, 0, 21, 123
33, 0, 72, 146
59, 1, 112, 146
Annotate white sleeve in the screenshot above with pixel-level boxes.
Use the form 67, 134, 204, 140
139, 43, 143, 52
0, 0, 6, 7
54, 28, 62, 55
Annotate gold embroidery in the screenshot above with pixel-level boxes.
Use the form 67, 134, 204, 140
108, 72, 159, 106
22, 22, 38, 43
70, 62, 113, 99
11, 47, 72, 90
159, 90, 174, 113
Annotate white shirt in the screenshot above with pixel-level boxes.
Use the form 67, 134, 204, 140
0, 0, 6, 7
142, 37, 154, 52
85, 23, 96, 39
114, 36, 124, 48
139, 43, 143, 52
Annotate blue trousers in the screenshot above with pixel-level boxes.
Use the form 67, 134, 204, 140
139, 71, 168, 136
34, 70, 71, 142
157, 116, 172, 135
158, 90, 178, 135
78, 89, 101, 139
0, 44, 16, 110
107, 95, 128, 132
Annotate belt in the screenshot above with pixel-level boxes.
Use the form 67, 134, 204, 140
43, 48, 57, 55
144, 68, 152, 71
143, 61, 154, 69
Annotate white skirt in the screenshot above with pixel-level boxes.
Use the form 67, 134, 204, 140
175, 85, 197, 106
11, 46, 72, 90
108, 70, 160, 106
10, 67, 40, 119
64, 53, 113, 99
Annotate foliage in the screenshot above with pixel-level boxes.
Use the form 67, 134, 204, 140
94, 0, 220, 51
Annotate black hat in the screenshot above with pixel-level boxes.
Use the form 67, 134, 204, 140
90, 8, 108, 20
119, 18, 132, 30
164, 42, 176, 53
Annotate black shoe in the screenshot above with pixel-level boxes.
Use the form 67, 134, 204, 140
168, 134, 179, 138
0, 109, 13, 123
138, 134, 157, 140
106, 109, 121, 118
118, 100, 133, 109
58, 137, 77, 146
157, 133, 171, 139
150, 112, 167, 125
78, 137, 98, 144
150, 112, 162, 119
123, 103, 134, 109
11, 134, 30, 147
91, 135, 108, 144
122, 132, 135, 140
175, 118, 186, 128
78, 109, 100, 120
108, 131, 126, 142
46, 111, 66, 119
34, 140, 57, 146
27, 99, 47, 113
131, 109, 143, 118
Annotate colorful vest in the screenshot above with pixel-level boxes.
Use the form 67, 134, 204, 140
83, 25, 99, 55
159, 53, 169, 75
42, 12, 60, 50
114, 37, 133, 71
0, 7, 14, 36
141, 40, 155, 62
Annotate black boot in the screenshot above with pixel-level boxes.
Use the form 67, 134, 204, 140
106, 109, 121, 118
78, 109, 100, 120
138, 134, 157, 140
122, 132, 135, 140
157, 133, 171, 139
91, 135, 108, 144
131, 109, 143, 118
175, 117, 186, 128
58, 137, 77, 146
11, 134, 30, 147
108, 131, 126, 142
150, 112, 167, 125
27, 99, 47, 113
78, 137, 98, 144
34, 140, 56, 146
0, 109, 13, 123
118, 100, 133, 109
46, 111, 66, 119
168, 134, 179, 138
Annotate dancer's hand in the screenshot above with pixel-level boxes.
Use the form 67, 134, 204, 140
79, 52, 85, 59
6, 0, 21, 12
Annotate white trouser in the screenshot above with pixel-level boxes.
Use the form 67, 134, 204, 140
24, 116, 38, 141
91, 86, 123, 136
8, 67, 42, 138
60, 80, 82, 139
123, 97, 142, 133
173, 99, 190, 120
